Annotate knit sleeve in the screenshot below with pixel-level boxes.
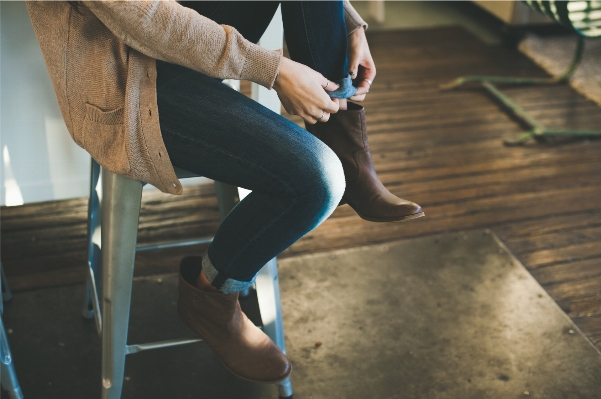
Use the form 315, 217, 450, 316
83, 0, 281, 89
343, 0, 368, 35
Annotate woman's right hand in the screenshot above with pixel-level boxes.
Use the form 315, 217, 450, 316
273, 57, 339, 124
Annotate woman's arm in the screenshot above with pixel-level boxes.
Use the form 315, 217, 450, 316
84, 0, 337, 124
83, 0, 281, 89
343, 0, 368, 36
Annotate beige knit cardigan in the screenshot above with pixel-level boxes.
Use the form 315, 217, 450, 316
26, 0, 367, 195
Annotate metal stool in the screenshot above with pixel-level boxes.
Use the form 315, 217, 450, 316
82, 161, 293, 399
80, 72, 292, 398
0, 263, 24, 399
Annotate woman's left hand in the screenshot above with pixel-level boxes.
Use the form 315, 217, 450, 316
347, 27, 375, 102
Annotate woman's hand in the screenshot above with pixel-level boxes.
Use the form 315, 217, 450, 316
273, 57, 340, 125
347, 27, 375, 102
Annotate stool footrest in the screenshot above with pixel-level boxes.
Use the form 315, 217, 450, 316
126, 338, 203, 355
136, 237, 214, 252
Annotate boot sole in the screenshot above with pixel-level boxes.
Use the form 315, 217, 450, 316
223, 362, 292, 385
351, 208, 425, 223
178, 303, 292, 385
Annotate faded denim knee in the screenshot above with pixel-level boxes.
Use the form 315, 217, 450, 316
298, 141, 346, 230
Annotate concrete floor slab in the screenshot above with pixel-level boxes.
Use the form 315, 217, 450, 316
3, 230, 601, 398
278, 230, 601, 399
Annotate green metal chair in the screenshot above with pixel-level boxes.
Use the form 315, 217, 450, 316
442, 0, 601, 145
0, 263, 24, 399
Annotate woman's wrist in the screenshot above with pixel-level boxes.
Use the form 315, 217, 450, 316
350, 25, 366, 39
273, 57, 291, 92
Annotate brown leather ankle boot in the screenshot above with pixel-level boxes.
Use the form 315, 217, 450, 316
178, 256, 291, 383
306, 102, 424, 222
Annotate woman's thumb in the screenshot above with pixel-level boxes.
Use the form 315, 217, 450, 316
348, 58, 359, 80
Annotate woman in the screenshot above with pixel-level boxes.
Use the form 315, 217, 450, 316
27, 0, 423, 385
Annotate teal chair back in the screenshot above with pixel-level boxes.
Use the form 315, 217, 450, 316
524, 0, 601, 38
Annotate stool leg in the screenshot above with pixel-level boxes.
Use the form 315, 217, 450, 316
213, 181, 239, 221
255, 258, 293, 398
100, 169, 143, 399
83, 159, 102, 332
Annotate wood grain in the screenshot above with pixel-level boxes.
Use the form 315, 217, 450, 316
2, 27, 600, 350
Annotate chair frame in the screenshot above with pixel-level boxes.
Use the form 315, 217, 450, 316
442, 0, 601, 145
83, 161, 293, 399
0, 263, 24, 399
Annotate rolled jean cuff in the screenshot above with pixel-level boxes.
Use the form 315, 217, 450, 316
202, 253, 256, 294
328, 74, 358, 99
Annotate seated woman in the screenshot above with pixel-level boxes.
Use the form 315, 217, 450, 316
27, 0, 423, 385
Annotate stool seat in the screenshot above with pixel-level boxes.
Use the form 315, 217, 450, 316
172, 166, 200, 179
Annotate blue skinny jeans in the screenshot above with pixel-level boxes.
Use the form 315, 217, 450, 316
157, 1, 353, 293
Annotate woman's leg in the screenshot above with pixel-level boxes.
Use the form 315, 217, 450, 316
280, 1, 356, 99
159, 4, 344, 383
180, 0, 355, 98
157, 63, 344, 292
179, 1, 280, 45
279, 2, 424, 222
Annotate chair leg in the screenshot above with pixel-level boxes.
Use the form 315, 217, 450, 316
100, 169, 143, 399
213, 181, 240, 221
1, 317, 24, 399
83, 159, 103, 333
255, 258, 293, 398
0, 262, 23, 399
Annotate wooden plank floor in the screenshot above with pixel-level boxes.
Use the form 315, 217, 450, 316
2, 28, 601, 349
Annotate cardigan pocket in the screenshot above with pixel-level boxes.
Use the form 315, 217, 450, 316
82, 103, 131, 175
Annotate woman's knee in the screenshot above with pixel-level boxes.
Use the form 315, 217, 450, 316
300, 144, 345, 213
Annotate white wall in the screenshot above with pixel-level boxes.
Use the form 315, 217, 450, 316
0, 2, 287, 206
1, 1, 91, 206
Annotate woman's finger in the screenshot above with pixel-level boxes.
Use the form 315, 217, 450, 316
323, 79, 340, 92
361, 63, 376, 83
350, 93, 366, 102
354, 81, 370, 95
303, 114, 318, 125
319, 112, 330, 123
323, 98, 339, 114
311, 109, 330, 123
348, 58, 360, 80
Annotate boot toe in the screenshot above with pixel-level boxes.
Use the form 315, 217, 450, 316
405, 201, 422, 215
223, 333, 292, 384
246, 347, 292, 384
349, 195, 424, 222
395, 200, 424, 219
